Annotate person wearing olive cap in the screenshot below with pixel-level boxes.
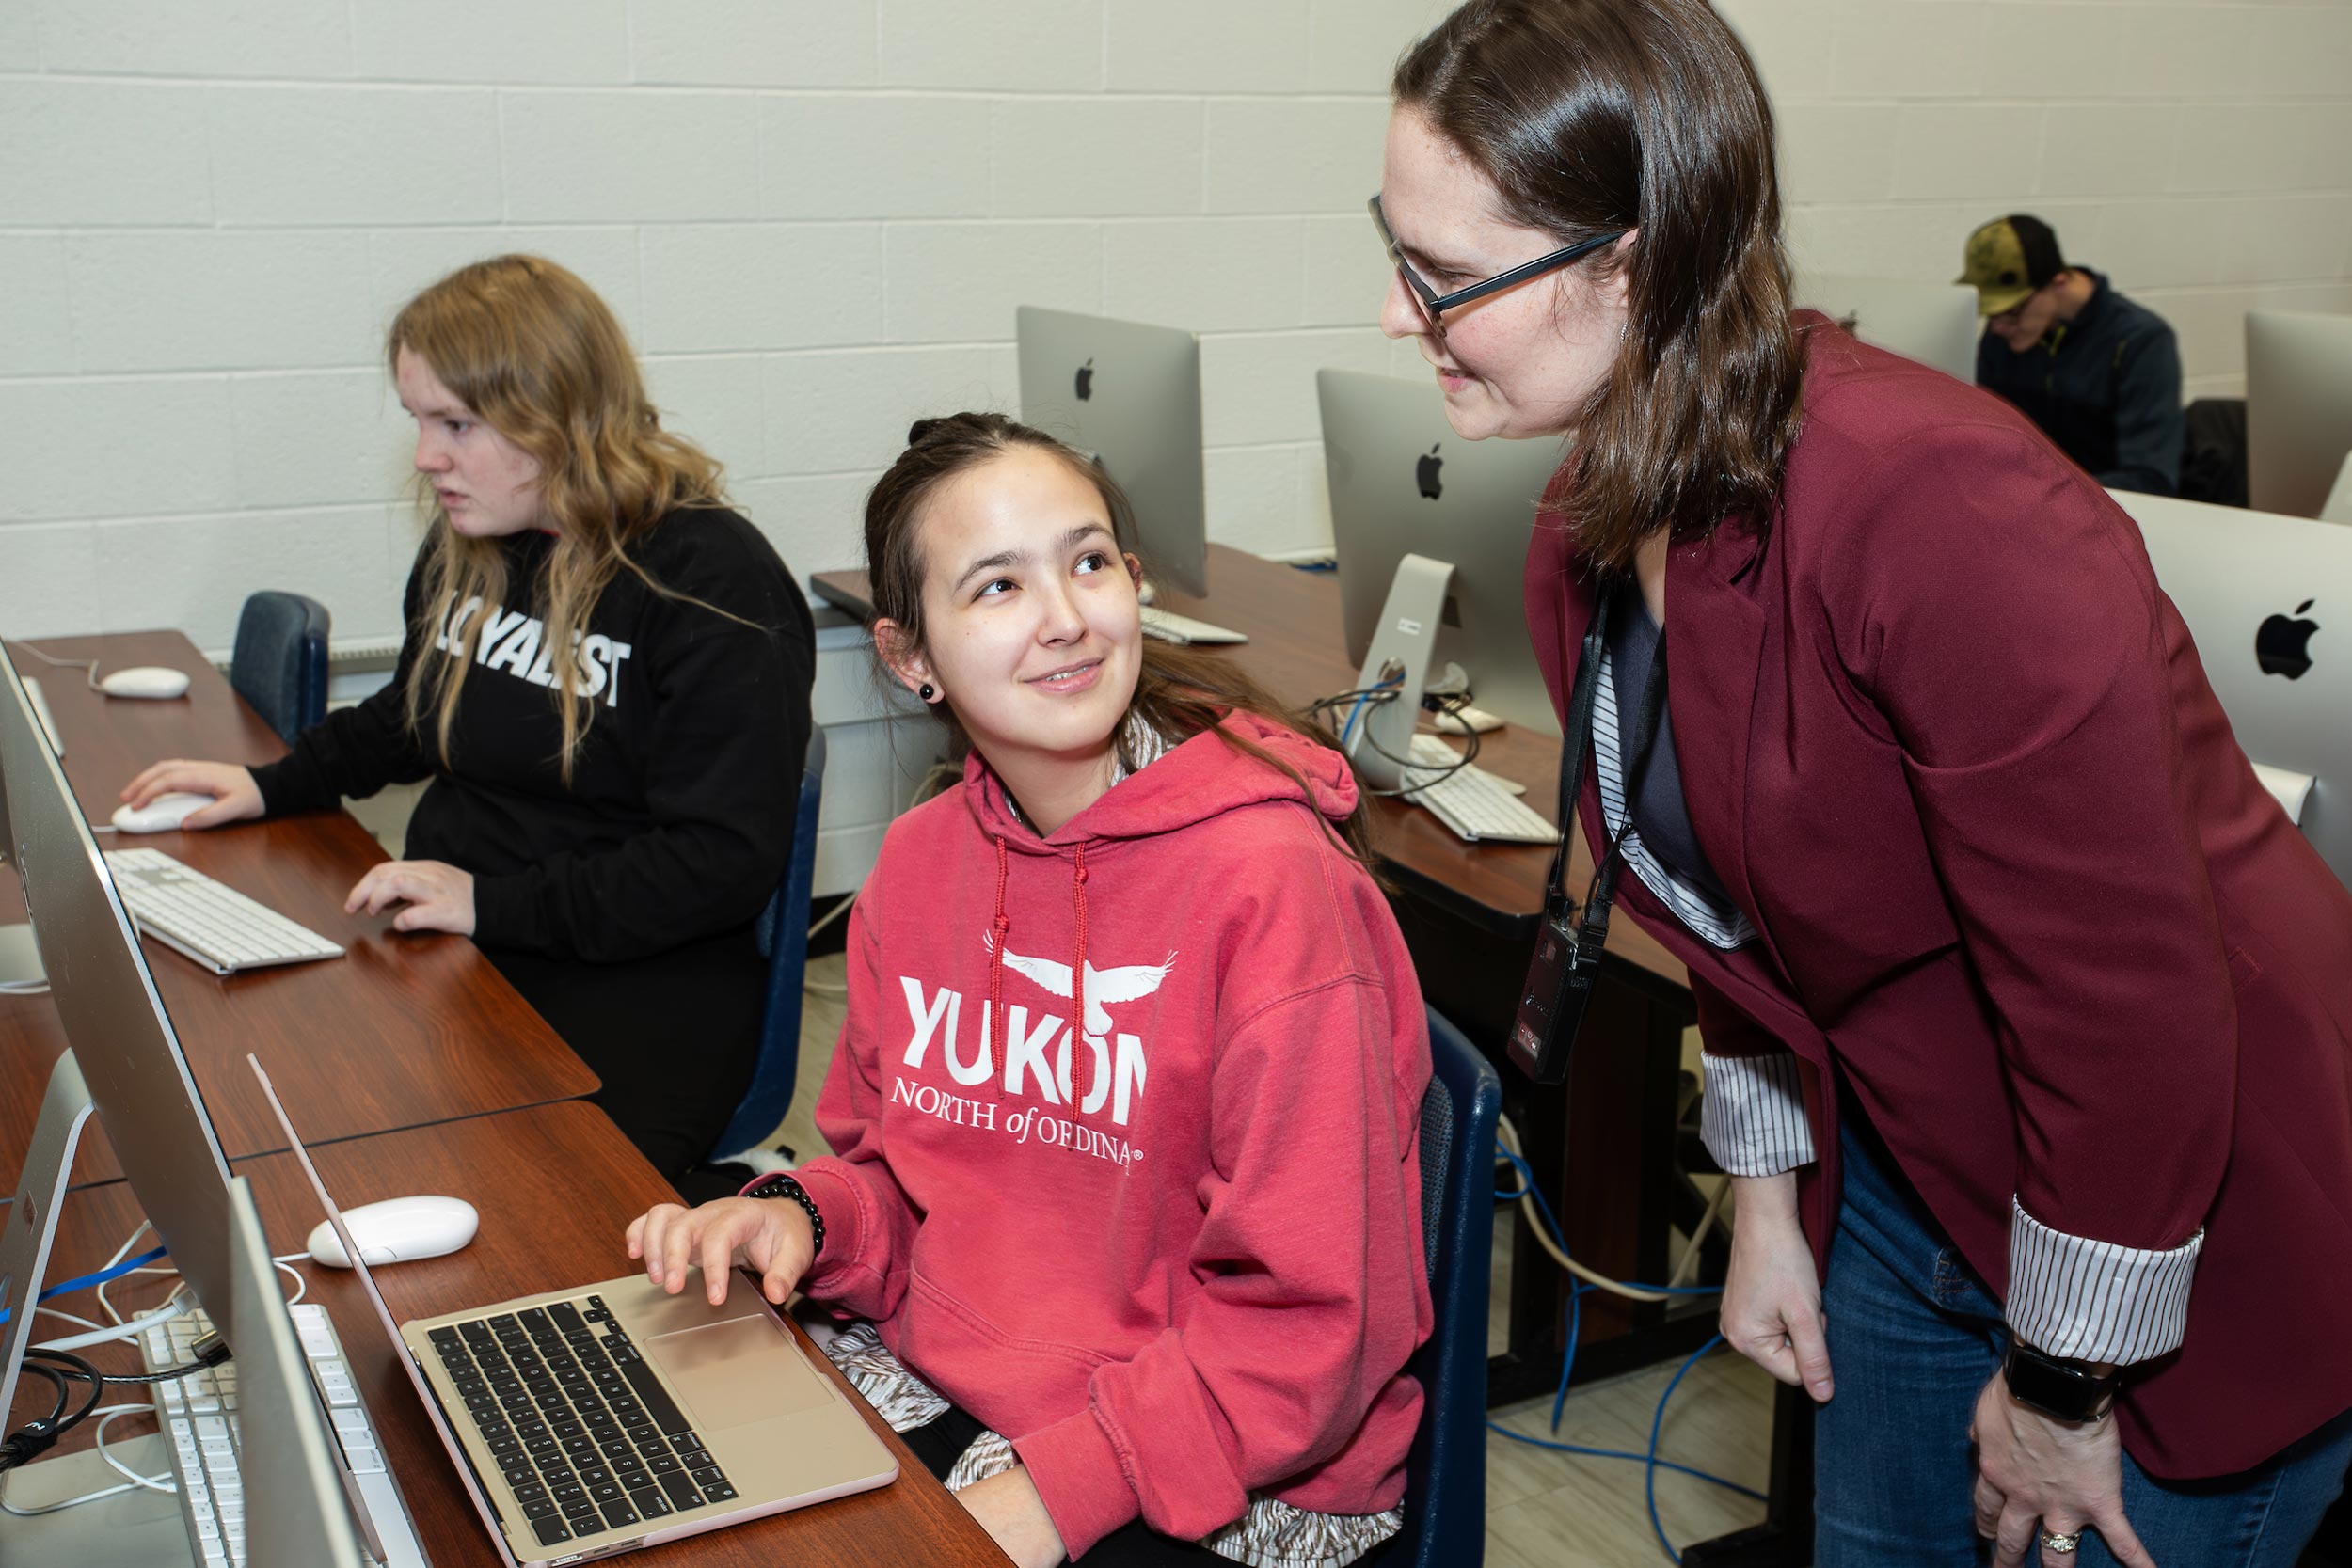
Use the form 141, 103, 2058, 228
1964, 214, 2185, 495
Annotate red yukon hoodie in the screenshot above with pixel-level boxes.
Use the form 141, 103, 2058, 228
790, 711, 1433, 1558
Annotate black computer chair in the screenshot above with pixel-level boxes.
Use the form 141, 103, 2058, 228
229, 591, 330, 745
1382, 1006, 1502, 1566
709, 726, 828, 1163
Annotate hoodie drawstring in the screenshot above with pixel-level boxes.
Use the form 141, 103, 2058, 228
989, 836, 1011, 1060
990, 836, 1092, 1075
1072, 845, 1089, 1048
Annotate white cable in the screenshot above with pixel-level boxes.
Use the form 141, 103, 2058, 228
806, 889, 857, 941
273, 1255, 310, 1307
33, 1307, 105, 1333
1668, 1177, 1732, 1290
3, 641, 103, 690
0, 1406, 171, 1515
0, 980, 51, 995
1495, 1114, 1678, 1304
95, 1268, 176, 1329
91, 1222, 153, 1325
94, 1405, 174, 1494
35, 1291, 190, 1354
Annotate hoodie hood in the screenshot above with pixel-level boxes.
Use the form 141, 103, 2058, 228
961, 707, 1359, 851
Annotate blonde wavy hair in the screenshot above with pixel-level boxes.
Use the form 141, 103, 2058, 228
392, 254, 729, 782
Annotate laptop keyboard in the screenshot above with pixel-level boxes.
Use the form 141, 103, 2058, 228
428, 1294, 739, 1550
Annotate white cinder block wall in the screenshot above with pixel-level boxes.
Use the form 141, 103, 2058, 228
3, 0, 2348, 653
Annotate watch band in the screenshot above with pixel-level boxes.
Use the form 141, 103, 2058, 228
743, 1172, 825, 1259
2003, 1340, 2122, 1423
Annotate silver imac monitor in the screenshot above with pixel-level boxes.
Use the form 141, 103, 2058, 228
1792, 272, 1981, 382
0, 641, 234, 1392
1016, 305, 1209, 596
1317, 368, 1566, 739
0, 643, 411, 1564
226, 1173, 373, 1568
2109, 490, 2351, 891
2247, 309, 2352, 518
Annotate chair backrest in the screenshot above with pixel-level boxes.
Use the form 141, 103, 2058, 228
713, 725, 828, 1160
230, 591, 330, 746
1394, 1006, 1502, 1567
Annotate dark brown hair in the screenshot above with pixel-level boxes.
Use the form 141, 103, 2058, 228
1394, 0, 1804, 572
863, 411, 1375, 865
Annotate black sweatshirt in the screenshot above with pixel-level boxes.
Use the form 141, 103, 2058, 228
1975, 269, 2185, 496
253, 507, 815, 964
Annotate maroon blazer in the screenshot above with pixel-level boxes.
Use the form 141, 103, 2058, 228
1525, 316, 2352, 1477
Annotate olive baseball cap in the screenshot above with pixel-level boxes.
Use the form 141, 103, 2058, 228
1958, 214, 2065, 316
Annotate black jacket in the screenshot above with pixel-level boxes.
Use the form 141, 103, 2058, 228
254, 506, 815, 964
1976, 271, 2184, 495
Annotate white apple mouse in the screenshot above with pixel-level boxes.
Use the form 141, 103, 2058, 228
307, 1195, 480, 1269
97, 666, 191, 701
110, 792, 215, 834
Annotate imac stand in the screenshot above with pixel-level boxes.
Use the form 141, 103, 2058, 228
1345, 553, 1454, 792
0, 1051, 200, 1564
0, 925, 43, 988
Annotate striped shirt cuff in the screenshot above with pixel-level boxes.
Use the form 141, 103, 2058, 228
2006, 1198, 2203, 1366
1697, 1051, 1817, 1177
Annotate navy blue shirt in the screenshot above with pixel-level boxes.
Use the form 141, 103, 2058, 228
1606, 593, 1737, 915
1976, 270, 2184, 496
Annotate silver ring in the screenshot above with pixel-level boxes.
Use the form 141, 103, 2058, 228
2039, 1528, 2082, 1555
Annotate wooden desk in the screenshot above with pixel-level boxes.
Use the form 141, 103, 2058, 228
811, 548, 1719, 1399
0, 631, 596, 1191
8, 1102, 1009, 1568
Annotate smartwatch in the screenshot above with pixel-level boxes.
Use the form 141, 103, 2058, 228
742, 1172, 825, 1259
2003, 1340, 2122, 1423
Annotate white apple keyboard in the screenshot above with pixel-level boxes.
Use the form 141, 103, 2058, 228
22, 676, 62, 755
103, 847, 344, 974
148, 1301, 429, 1568
1138, 605, 1249, 645
1400, 735, 1558, 844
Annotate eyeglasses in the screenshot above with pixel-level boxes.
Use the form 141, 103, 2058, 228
1369, 195, 1629, 350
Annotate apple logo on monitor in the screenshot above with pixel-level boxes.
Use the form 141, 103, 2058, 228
1417, 443, 1443, 500
1074, 359, 1094, 402
2257, 599, 2319, 680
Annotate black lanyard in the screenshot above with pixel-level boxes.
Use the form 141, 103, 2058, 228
1546, 581, 1672, 942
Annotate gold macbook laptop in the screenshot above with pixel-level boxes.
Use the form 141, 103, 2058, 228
249, 1056, 898, 1568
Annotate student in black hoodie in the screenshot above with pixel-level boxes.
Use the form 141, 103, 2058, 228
123, 256, 815, 1187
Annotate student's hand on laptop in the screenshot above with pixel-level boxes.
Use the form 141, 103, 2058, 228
119, 759, 262, 829
627, 1197, 815, 1308
345, 859, 475, 935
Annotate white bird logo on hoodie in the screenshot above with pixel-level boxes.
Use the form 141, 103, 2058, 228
984, 933, 1177, 1039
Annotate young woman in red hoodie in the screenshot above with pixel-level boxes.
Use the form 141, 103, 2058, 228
625, 412, 1434, 1567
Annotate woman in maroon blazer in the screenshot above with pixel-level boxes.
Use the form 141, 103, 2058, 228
1378, 4, 2352, 1565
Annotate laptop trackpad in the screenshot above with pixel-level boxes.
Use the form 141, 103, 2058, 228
647, 1315, 831, 1431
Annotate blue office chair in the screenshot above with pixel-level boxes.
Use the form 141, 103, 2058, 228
229, 591, 330, 745
1383, 1006, 1502, 1567
711, 726, 828, 1163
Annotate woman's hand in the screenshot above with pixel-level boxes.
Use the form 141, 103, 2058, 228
625, 1197, 815, 1308
954, 1466, 1068, 1568
345, 860, 475, 934
119, 759, 262, 830
1719, 1173, 1835, 1402
1972, 1371, 2155, 1568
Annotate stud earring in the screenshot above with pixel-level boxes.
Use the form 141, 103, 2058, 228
918, 683, 935, 702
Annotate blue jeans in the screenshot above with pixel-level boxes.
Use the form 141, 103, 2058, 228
1814, 1113, 2352, 1566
